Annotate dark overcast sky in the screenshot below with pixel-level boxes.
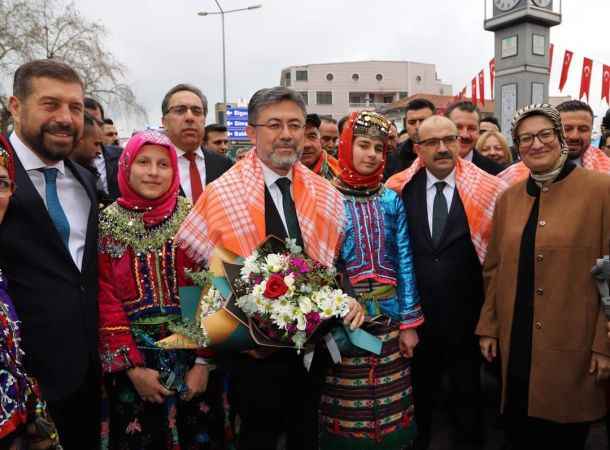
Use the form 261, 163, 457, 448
75, 0, 610, 133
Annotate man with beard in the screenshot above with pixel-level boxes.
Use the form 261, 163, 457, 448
498, 101, 610, 185
102, 118, 120, 146
319, 116, 339, 156
0, 59, 100, 449
300, 113, 340, 180
387, 116, 507, 450
446, 101, 504, 175
85, 97, 122, 204
384, 99, 436, 179
175, 87, 363, 450
161, 83, 232, 205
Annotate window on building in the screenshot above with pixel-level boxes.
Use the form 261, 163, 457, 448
299, 91, 308, 105
352, 73, 360, 81
296, 70, 308, 81
326, 73, 334, 81
399, 91, 408, 99
317, 91, 333, 105
376, 73, 383, 81
349, 92, 367, 106
282, 71, 291, 87
383, 95, 394, 104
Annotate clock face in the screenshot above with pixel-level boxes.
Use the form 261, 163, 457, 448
532, 0, 552, 7
494, 0, 520, 11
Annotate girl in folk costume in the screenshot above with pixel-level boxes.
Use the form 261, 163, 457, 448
319, 111, 424, 450
0, 144, 61, 449
98, 132, 220, 450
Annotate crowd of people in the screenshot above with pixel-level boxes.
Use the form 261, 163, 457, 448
0, 57, 610, 450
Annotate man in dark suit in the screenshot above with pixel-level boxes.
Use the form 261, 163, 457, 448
384, 98, 436, 180
160, 83, 232, 204
446, 101, 503, 175
393, 116, 505, 450
84, 97, 122, 204
0, 59, 100, 449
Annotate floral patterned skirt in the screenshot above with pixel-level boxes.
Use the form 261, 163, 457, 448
319, 321, 417, 450
102, 323, 231, 450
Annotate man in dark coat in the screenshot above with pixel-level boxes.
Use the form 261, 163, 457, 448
0, 59, 100, 449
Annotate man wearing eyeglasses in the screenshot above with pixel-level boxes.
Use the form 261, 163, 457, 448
387, 115, 507, 450
161, 83, 232, 205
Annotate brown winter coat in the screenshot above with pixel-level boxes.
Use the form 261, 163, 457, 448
476, 166, 610, 423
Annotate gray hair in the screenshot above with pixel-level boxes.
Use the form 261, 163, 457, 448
248, 87, 306, 125
161, 83, 208, 116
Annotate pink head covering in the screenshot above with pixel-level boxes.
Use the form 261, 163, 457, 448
117, 131, 180, 226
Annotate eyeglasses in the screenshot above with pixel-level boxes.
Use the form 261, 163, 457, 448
516, 128, 556, 149
0, 179, 15, 196
251, 121, 305, 134
419, 135, 458, 149
166, 105, 205, 117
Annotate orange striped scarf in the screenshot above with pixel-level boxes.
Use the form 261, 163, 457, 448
386, 157, 508, 263
175, 150, 345, 267
498, 145, 610, 185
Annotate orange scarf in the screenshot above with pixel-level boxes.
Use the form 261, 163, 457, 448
175, 150, 345, 267
499, 146, 610, 186
386, 157, 508, 263
311, 150, 341, 179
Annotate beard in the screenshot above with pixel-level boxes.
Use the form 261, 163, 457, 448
566, 141, 587, 160
20, 118, 79, 162
267, 141, 303, 170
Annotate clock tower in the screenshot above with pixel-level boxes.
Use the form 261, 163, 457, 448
484, 0, 561, 136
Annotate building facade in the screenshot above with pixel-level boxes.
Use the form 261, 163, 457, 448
280, 60, 452, 119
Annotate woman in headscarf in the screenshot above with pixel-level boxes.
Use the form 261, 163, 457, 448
0, 144, 61, 449
98, 132, 217, 449
476, 104, 610, 449
319, 111, 423, 450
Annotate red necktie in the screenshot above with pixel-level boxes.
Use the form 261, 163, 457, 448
184, 152, 203, 204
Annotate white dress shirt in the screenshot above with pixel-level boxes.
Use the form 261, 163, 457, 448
10, 132, 91, 270
425, 168, 456, 236
176, 148, 207, 202
260, 161, 293, 235
93, 152, 108, 193
463, 149, 474, 162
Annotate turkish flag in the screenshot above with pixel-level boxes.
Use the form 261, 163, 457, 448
548, 43, 554, 76
489, 58, 496, 97
559, 50, 573, 92
579, 57, 593, 101
478, 70, 485, 106
471, 77, 477, 106
602, 65, 610, 104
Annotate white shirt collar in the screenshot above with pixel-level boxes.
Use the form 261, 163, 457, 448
463, 149, 474, 162
260, 159, 293, 188
10, 132, 65, 174
176, 147, 204, 160
426, 168, 456, 191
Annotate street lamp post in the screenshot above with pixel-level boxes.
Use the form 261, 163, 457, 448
198, 2, 262, 106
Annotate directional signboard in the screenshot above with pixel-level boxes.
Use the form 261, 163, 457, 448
226, 106, 249, 141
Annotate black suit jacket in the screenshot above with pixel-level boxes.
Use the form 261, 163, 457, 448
0, 136, 99, 402
384, 139, 417, 180
178, 148, 233, 197
402, 170, 484, 343
471, 149, 503, 175
102, 144, 122, 201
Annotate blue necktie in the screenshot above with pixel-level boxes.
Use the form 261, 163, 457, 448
40, 168, 70, 248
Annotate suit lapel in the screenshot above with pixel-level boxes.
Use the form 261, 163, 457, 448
436, 189, 469, 253
414, 170, 434, 246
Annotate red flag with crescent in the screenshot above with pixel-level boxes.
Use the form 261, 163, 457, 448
579, 57, 593, 101
548, 43, 554, 76
489, 58, 496, 97
602, 65, 610, 104
478, 70, 485, 106
559, 50, 573, 92
471, 77, 477, 106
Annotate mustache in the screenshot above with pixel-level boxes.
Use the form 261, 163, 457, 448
458, 136, 473, 144
434, 151, 453, 161
42, 122, 77, 137
272, 141, 297, 151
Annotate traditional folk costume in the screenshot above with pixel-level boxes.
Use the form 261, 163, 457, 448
477, 105, 610, 449
0, 147, 60, 449
498, 144, 610, 186
319, 111, 423, 450
311, 150, 341, 181
176, 148, 344, 450
386, 150, 507, 448
98, 132, 221, 450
